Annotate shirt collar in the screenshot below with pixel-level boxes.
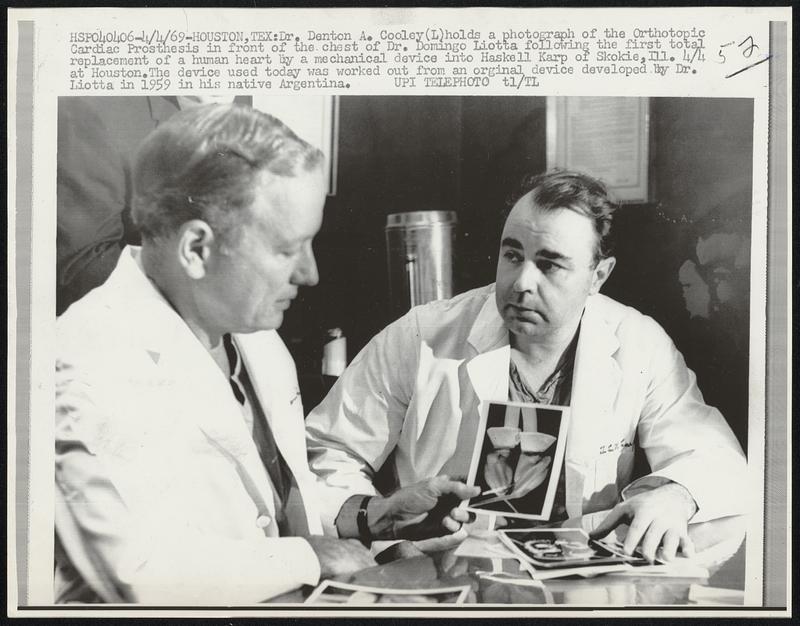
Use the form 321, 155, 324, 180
509, 326, 579, 405
467, 285, 509, 353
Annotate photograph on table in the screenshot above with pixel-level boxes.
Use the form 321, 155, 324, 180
304, 581, 471, 605
463, 401, 569, 520
473, 560, 553, 605
498, 528, 647, 570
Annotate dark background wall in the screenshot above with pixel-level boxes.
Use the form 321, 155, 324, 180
281, 96, 753, 450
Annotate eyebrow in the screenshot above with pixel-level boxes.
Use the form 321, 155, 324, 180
501, 238, 571, 262
537, 249, 571, 263
501, 237, 523, 249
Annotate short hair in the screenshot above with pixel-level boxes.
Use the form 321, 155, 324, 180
132, 103, 324, 243
508, 169, 618, 262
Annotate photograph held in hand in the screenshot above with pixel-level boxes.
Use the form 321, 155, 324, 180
464, 401, 569, 520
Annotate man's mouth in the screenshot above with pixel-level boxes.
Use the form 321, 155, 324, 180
508, 303, 545, 322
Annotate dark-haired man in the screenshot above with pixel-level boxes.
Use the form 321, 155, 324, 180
306, 170, 748, 563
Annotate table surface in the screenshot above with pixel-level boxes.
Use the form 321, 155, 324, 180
274, 512, 747, 606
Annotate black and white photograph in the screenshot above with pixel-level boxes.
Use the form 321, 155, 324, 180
48, 92, 755, 606
304, 580, 471, 605
8, 6, 790, 617
498, 528, 646, 570
465, 401, 568, 520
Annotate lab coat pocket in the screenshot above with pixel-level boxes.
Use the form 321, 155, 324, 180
584, 447, 636, 513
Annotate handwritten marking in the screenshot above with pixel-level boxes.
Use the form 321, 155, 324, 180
725, 54, 771, 78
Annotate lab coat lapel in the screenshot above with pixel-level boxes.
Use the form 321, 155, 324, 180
234, 333, 301, 472
465, 295, 511, 407
111, 250, 278, 523
110, 249, 230, 408
565, 296, 622, 515
465, 347, 510, 405
234, 332, 321, 533
183, 338, 279, 526
171, 335, 279, 526
404, 296, 509, 481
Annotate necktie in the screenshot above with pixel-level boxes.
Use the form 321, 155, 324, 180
223, 334, 309, 536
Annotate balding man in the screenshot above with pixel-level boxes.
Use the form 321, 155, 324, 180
54, 104, 475, 604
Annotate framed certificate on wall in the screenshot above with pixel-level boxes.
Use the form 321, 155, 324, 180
251, 95, 340, 196
546, 96, 650, 203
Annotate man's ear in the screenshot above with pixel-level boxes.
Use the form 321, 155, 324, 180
590, 256, 616, 295
177, 220, 215, 280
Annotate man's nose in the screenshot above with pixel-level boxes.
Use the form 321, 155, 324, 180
512, 260, 540, 293
292, 245, 319, 287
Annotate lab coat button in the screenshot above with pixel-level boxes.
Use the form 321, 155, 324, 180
255, 514, 271, 529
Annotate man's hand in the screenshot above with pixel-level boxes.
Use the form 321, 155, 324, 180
589, 482, 698, 562
371, 475, 479, 541
334, 476, 479, 543
411, 525, 471, 553
304, 536, 377, 580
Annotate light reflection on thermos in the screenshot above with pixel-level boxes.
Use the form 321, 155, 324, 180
385, 210, 456, 319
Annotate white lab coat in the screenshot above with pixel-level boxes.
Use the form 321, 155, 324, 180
55, 247, 323, 604
306, 284, 747, 533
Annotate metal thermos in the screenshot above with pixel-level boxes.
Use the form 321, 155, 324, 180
385, 211, 456, 318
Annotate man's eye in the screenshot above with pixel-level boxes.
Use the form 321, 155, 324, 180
503, 250, 522, 263
536, 260, 559, 273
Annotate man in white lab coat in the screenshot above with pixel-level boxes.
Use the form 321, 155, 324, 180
55, 103, 476, 604
306, 170, 748, 563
